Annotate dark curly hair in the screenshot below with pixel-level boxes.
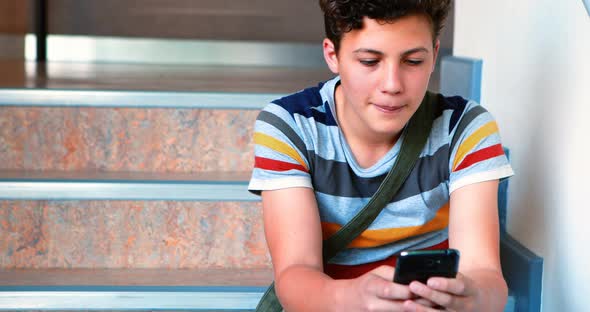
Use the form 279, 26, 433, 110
319, 0, 452, 52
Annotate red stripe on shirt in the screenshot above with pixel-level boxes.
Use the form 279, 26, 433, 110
454, 144, 505, 172
255, 156, 308, 173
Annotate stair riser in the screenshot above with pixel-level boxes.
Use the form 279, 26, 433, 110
0, 200, 270, 269
0, 107, 258, 172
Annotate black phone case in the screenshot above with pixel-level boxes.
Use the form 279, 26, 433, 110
393, 249, 460, 285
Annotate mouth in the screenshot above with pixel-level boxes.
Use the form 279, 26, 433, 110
372, 103, 406, 114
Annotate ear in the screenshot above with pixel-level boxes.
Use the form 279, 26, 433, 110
432, 39, 440, 73
323, 38, 340, 74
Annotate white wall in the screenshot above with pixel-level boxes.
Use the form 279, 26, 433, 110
453, 1, 590, 310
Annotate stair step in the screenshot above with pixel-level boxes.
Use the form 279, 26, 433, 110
0, 60, 332, 94
0, 268, 272, 311
0, 286, 264, 311
0, 170, 257, 201
0, 61, 332, 173
0, 106, 259, 172
1, 88, 278, 109
1, 198, 268, 269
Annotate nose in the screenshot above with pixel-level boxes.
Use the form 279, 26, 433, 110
381, 64, 403, 95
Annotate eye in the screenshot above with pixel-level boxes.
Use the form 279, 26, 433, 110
359, 59, 379, 67
405, 59, 424, 66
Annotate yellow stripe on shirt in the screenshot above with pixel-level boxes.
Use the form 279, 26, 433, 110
322, 203, 450, 249
254, 132, 308, 171
452, 121, 499, 171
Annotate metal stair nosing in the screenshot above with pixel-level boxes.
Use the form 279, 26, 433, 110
0, 88, 283, 110
0, 285, 266, 311
0, 172, 259, 202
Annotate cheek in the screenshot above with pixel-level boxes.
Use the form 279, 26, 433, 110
342, 72, 374, 97
404, 69, 432, 91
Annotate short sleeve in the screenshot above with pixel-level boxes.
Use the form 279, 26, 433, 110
448, 103, 514, 193
248, 103, 313, 195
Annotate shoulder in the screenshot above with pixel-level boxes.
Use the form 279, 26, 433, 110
252, 79, 339, 160
429, 94, 496, 138
262, 80, 337, 127
431, 94, 473, 134
273, 82, 325, 114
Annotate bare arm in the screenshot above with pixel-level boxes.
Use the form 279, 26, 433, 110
405, 179, 508, 311
262, 187, 328, 310
449, 179, 508, 311
262, 187, 415, 311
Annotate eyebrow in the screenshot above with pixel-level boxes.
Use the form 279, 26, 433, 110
353, 47, 430, 56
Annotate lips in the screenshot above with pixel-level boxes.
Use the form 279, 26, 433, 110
373, 103, 406, 113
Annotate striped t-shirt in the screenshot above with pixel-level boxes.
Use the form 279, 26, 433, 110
248, 76, 514, 265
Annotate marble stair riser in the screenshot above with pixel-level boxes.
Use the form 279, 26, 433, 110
0, 107, 258, 172
0, 200, 269, 269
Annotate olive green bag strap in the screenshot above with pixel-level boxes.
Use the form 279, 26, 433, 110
255, 92, 437, 312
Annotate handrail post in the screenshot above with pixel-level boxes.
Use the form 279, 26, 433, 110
35, 0, 47, 62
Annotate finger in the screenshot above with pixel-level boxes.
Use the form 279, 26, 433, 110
362, 265, 422, 301
366, 265, 414, 300
367, 276, 414, 300
402, 300, 442, 312
426, 273, 473, 296
408, 281, 463, 310
412, 297, 439, 307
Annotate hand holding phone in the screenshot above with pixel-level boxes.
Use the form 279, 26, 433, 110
393, 248, 460, 285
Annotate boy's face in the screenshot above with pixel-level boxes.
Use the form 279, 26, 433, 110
323, 14, 439, 141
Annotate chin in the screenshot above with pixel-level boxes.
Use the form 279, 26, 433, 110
374, 125, 405, 137
373, 117, 410, 134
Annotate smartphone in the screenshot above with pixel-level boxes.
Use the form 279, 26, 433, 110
393, 248, 460, 285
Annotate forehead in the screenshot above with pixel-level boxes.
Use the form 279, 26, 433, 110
339, 15, 435, 52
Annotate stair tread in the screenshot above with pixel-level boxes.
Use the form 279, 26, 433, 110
0, 269, 270, 310
0, 268, 272, 287
0, 60, 332, 94
0, 169, 251, 182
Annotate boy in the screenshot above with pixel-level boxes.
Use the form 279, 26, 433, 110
248, 1, 513, 311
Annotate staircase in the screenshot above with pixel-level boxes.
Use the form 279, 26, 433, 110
0, 59, 332, 310
0, 57, 541, 311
